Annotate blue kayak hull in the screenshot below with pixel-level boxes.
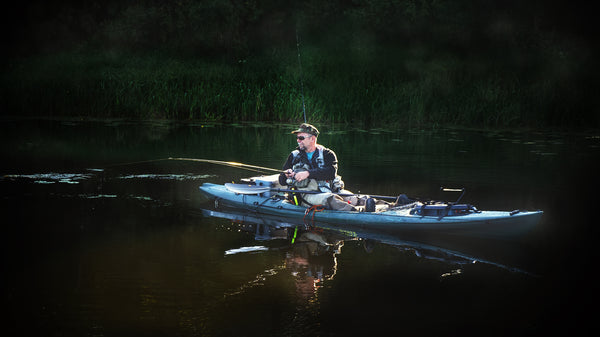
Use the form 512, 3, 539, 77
198, 183, 543, 238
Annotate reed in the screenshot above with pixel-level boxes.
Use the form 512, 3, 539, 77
1, 48, 595, 129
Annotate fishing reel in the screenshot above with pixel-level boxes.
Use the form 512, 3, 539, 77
286, 163, 310, 188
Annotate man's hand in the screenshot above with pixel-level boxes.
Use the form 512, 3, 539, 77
294, 170, 309, 182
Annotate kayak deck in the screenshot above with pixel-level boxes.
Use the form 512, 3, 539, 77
198, 183, 543, 238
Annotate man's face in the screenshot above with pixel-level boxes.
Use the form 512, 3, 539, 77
296, 132, 314, 151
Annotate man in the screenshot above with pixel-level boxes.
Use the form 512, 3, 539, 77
279, 123, 355, 211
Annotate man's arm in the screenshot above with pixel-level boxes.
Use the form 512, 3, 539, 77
279, 153, 295, 186
307, 149, 337, 181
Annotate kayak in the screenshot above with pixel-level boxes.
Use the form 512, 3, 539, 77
198, 182, 543, 238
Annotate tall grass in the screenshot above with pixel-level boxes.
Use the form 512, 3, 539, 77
1, 46, 596, 129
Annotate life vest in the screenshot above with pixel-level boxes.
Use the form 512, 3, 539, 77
290, 145, 344, 192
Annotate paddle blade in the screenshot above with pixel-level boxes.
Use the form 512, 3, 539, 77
224, 183, 271, 195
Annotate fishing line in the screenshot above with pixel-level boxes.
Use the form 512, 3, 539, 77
102, 158, 172, 169
296, 25, 307, 123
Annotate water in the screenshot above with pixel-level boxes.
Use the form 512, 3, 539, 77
1, 119, 597, 336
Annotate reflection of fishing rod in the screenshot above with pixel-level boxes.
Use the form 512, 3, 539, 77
102, 157, 282, 174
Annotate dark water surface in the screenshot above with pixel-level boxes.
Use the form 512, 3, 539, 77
1, 119, 597, 336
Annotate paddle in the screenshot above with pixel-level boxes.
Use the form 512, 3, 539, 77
224, 183, 402, 201
440, 187, 466, 203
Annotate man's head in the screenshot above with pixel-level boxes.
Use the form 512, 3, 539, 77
291, 123, 319, 137
292, 123, 319, 152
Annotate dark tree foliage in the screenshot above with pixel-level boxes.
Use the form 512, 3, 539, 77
2, 0, 597, 128
5, 0, 595, 59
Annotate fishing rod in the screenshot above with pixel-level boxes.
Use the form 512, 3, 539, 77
102, 157, 282, 174
167, 157, 282, 174
224, 183, 404, 201
296, 25, 307, 123
99, 157, 421, 203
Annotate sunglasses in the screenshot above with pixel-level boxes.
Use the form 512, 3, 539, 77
296, 135, 311, 140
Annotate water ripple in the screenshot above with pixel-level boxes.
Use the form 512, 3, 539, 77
117, 173, 216, 181
2, 173, 94, 184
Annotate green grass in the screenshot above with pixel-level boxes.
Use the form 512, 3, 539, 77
1, 47, 597, 129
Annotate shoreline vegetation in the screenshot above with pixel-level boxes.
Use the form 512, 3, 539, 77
2, 1, 597, 130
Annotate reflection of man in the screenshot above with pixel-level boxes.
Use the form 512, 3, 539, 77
279, 123, 355, 211
287, 253, 319, 300
286, 230, 343, 300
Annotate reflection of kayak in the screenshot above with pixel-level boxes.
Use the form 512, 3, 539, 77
200, 208, 535, 275
198, 183, 543, 238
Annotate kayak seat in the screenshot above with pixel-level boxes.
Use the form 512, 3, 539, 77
365, 198, 376, 212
